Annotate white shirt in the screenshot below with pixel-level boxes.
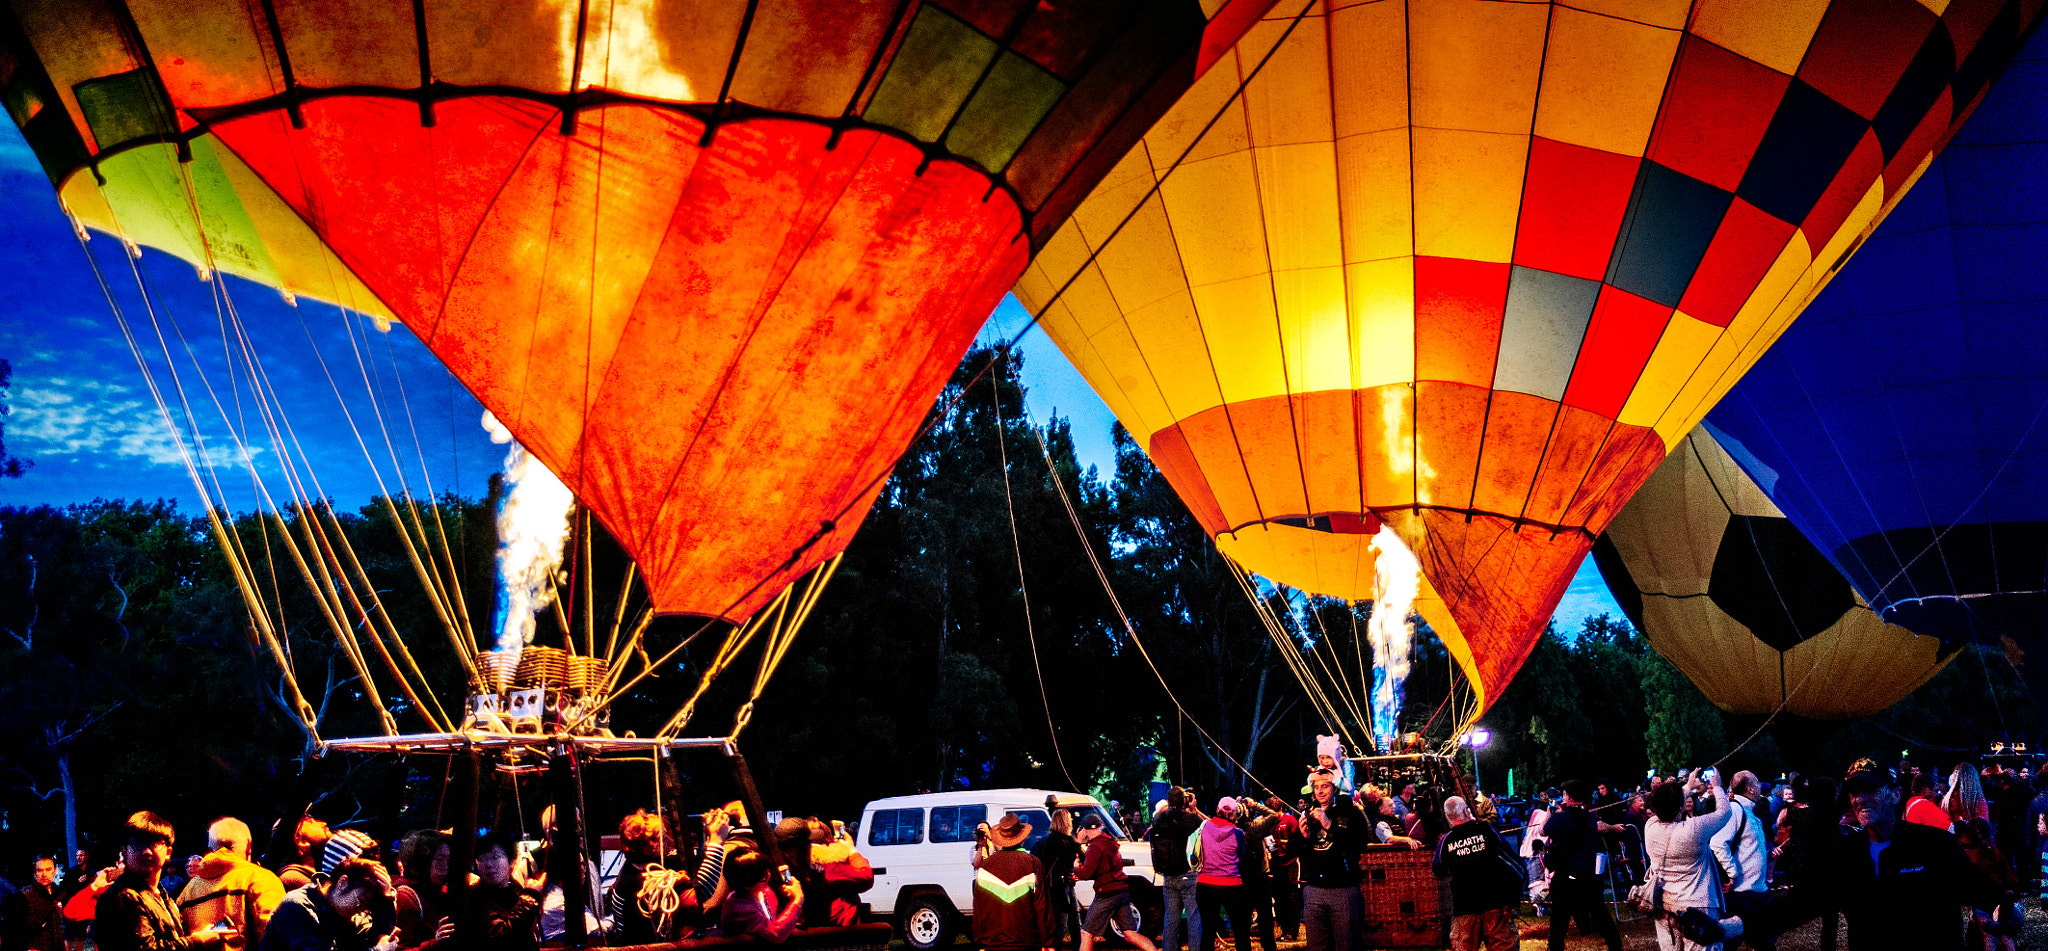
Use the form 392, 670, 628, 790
1521, 808, 1549, 858
1709, 794, 1769, 893
1645, 788, 1732, 914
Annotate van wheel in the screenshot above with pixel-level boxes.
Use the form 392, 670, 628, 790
1127, 882, 1163, 940
899, 895, 956, 951
1109, 890, 1155, 946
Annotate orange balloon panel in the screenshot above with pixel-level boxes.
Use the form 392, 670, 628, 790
211, 99, 1027, 620
1015, 0, 2040, 708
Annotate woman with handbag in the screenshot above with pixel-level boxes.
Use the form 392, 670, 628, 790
1641, 770, 1733, 951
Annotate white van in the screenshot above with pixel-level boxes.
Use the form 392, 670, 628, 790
858, 789, 1161, 950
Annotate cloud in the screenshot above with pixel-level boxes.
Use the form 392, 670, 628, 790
12, 375, 214, 469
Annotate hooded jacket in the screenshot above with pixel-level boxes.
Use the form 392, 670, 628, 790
807, 838, 874, 927
1196, 817, 1244, 886
1074, 834, 1128, 895
179, 852, 286, 949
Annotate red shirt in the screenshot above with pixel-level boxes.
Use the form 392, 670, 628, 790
1903, 796, 1952, 830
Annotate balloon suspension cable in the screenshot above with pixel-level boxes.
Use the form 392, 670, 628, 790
1226, 563, 1368, 756
581, 506, 599, 659
606, 563, 639, 663
727, 552, 842, 743
990, 356, 1082, 792
1018, 403, 1283, 802
163, 137, 483, 698
70, 217, 323, 747
89, 156, 481, 733
1300, 591, 1378, 749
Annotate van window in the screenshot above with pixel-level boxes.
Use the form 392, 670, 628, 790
1004, 810, 1053, 851
930, 805, 986, 843
868, 808, 925, 846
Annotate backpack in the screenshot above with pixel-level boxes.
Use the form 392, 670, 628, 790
1484, 826, 1529, 898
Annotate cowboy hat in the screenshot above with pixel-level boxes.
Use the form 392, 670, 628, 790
990, 813, 1033, 848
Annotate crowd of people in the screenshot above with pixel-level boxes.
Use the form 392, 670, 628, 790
0, 799, 877, 951
967, 764, 1508, 951
8, 754, 2045, 951
1508, 758, 2044, 951
970, 752, 2048, 951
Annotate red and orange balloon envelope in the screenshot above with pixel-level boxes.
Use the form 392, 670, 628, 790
1015, 0, 2043, 712
0, 0, 1273, 622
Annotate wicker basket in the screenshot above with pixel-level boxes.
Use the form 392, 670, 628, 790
1358, 846, 1450, 948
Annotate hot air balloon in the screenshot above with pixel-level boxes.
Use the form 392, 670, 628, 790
1592, 428, 1951, 718
1013, 0, 2043, 714
0, 0, 1274, 628
1705, 27, 2048, 699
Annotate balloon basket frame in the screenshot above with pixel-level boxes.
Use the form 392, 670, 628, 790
319, 731, 780, 950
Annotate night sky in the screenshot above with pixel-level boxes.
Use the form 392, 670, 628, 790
0, 124, 1623, 633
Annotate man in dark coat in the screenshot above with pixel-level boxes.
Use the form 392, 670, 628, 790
1542, 780, 1621, 951
4, 857, 66, 950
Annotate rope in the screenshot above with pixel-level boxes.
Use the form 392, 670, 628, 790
990, 358, 1082, 791
72, 224, 320, 745
1022, 411, 1283, 803
636, 861, 689, 928
1226, 563, 1367, 756
730, 553, 841, 741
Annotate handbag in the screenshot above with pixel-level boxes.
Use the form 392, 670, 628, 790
1625, 827, 1665, 915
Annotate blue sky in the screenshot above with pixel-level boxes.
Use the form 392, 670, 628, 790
0, 131, 502, 518
0, 122, 1621, 634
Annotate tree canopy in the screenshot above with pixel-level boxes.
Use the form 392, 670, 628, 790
0, 346, 2034, 867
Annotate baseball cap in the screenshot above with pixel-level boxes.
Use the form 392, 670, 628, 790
1841, 759, 1895, 794
1078, 814, 1104, 830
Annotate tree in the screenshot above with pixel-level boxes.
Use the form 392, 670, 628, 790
0, 360, 29, 478
1642, 650, 1726, 774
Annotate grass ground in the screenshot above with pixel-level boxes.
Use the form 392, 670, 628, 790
893, 900, 2048, 949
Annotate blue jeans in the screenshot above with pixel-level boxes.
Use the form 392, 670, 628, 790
1162, 872, 1200, 951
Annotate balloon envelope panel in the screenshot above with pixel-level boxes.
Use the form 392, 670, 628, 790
1707, 27, 2048, 677
0, 0, 1273, 620
1014, 0, 2040, 710
1594, 429, 1949, 719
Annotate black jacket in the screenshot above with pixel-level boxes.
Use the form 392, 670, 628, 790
1147, 809, 1202, 876
1032, 832, 1082, 895
94, 874, 198, 951
1541, 805, 1602, 881
1432, 821, 1521, 915
1762, 819, 2004, 951
1294, 798, 1367, 888
6, 883, 66, 950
